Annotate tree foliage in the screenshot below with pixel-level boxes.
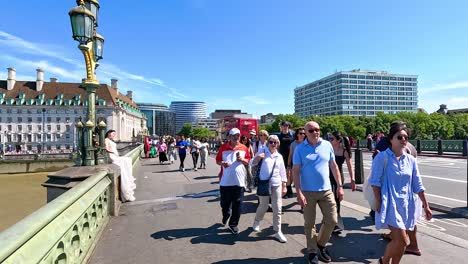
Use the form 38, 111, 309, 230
178, 123, 192, 138
266, 112, 468, 140
192, 127, 215, 139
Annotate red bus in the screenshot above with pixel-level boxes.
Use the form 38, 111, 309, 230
222, 117, 258, 139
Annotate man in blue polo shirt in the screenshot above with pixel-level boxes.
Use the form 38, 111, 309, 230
293, 121, 344, 264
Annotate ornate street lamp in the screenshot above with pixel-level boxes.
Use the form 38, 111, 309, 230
68, 0, 106, 166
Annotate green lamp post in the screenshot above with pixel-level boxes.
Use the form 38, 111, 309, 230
69, 0, 106, 166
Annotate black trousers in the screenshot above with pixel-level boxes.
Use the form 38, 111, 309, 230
220, 186, 244, 227
179, 153, 186, 168
329, 175, 341, 215
191, 152, 199, 168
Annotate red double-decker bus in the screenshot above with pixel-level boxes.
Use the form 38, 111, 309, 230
222, 117, 258, 140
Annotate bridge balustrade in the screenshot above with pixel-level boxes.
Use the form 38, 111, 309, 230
0, 145, 143, 264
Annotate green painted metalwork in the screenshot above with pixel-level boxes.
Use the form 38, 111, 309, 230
442, 140, 463, 152
0, 171, 110, 263
0, 145, 143, 264
356, 139, 463, 153
419, 140, 438, 151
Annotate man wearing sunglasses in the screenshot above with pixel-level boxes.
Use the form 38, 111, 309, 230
293, 121, 343, 264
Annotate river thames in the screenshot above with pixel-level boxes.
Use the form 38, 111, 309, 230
0, 172, 49, 231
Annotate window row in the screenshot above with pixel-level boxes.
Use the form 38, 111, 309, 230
0, 124, 73, 132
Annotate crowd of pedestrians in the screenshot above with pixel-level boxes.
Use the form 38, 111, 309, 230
135, 119, 431, 264
211, 120, 431, 264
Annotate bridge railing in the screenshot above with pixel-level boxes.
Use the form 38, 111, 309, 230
0, 145, 143, 264
357, 139, 467, 156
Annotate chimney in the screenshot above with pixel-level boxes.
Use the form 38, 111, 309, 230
126, 90, 133, 100
50, 77, 58, 83
111, 79, 118, 93
36, 68, 44, 91
7, 67, 16, 91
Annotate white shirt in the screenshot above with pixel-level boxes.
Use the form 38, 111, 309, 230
256, 140, 268, 154
252, 150, 287, 187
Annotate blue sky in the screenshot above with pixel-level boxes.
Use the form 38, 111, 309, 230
1, 0, 467, 117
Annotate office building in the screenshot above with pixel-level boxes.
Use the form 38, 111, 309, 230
294, 69, 418, 117
138, 103, 176, 136
170, 101, 207, 133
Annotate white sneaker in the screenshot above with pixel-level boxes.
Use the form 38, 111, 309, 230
194, 167, 198, 171
182, 168, 185, 172
252, 220, 260, 232
274, 231, 287, 243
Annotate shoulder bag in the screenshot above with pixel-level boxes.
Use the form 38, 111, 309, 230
256, 158, 277, 196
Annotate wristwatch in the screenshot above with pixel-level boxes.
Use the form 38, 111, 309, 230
338, 184, 343, 188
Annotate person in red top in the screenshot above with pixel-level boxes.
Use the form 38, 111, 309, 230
216, 128, 251, 234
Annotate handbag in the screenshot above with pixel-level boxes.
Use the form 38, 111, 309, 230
252, 158, 263, 187
256, 158, 277, 196
363, 152, 388, 211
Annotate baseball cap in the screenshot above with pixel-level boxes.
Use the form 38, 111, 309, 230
280, 121, 290, 127
229, 128, 241, 135
249, 129, 256, 135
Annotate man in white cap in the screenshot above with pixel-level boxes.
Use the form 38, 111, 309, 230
216, 128, 251, 234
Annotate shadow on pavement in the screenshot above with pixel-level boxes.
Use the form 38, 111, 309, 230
211, 256, 305, 264
328, 232, 386, 263
178, 189, 219, 199
153, 169, 182, 173
151, 223, 224, 241
193, 175, 219, 180
151, 223, 273, 246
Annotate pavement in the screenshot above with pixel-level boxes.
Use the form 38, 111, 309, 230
89, 156, 468, 264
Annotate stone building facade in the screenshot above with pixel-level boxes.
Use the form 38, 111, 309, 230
0, 68, 146, 153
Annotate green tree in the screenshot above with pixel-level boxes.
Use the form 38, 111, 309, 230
448, 113, 468, 139
192, 127, 215, 139
271, 114, 307, 132
258, 123, 274, 133
178, 123, 192, 138
428, 113, 454, 139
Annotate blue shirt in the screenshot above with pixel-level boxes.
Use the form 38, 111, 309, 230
293, 139, 335, 191
176, 140, 189, 155
369, 148, 425, 230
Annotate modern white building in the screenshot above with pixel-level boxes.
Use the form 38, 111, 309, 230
294, 69, 418, 117
0, 68, 146, 153
192, 118, 219, 133
169, 101, 207, 133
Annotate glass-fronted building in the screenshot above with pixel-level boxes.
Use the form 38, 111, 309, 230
138, 103, 175, 136
294, 70, 418, 118
170, 101, 207, 133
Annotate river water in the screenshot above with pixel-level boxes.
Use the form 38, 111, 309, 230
0, 172, 49, 231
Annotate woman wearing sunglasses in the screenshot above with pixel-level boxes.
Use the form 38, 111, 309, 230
328, 131, 356, 232
251, 135, 288, 243
369, 122, 432, 264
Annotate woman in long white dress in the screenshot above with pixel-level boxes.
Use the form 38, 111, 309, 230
105, 130, 136, 202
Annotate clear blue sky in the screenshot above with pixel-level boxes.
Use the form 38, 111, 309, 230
1, 0, 467, 117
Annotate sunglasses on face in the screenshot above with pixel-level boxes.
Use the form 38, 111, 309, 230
307, 128, 320, 133
298, 132, 306, 135
397, 135, 408, 140
268, 141, 279, 145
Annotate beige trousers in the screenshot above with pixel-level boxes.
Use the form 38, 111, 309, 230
303, 190, 338, 253
255, 185, 282, 232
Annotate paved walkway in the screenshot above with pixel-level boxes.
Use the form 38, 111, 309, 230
90, 156, 468, 264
